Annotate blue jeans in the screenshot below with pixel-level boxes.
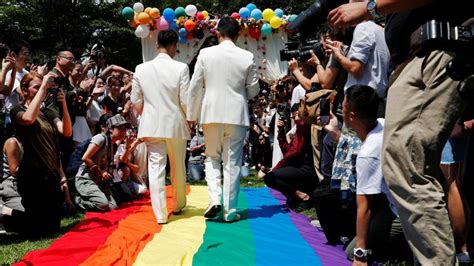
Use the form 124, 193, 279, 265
187, 162, 205, 181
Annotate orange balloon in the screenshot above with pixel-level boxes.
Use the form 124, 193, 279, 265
129, 19, 138, 28
184, 19, 196, 32
240, 27, 249, 35
137, 12, 151, 25
145, 7, 151, 15
150, 8, 160, 19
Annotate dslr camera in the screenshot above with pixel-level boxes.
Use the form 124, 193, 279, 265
280, 39, 325, 62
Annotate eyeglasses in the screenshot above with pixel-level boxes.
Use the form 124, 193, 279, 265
60, 55, 75, 61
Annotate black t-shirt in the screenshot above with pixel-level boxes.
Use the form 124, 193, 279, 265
100, 96, 123, 115
384, 0, 471, 69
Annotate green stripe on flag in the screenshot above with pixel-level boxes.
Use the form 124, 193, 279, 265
192, 191, 255, 266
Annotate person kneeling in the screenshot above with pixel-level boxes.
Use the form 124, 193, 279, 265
263, 105, 319, 211
74, 115, 129, 212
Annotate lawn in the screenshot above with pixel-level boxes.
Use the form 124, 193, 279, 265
0, 171, 267, 265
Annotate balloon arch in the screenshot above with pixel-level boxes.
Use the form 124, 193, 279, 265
122, 2, 298, 84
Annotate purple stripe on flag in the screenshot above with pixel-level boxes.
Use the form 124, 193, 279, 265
268, 188, 350, 266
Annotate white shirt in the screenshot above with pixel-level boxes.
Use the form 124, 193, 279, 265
2, 69, 28, 112
356, 119, 398, 216
291, 85, 306, 106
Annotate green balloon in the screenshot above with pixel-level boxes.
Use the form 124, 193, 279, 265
175, 7, 186, 18
289, 14, 297, 23
122, 6, 134, 20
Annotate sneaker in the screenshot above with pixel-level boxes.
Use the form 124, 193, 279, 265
0, 223, 6, 235
204, 204, 222, 218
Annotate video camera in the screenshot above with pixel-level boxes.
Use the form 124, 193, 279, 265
411, 19, 474, 81
89, 43, 105, 61
280, 39, 325, 62
411, 19, 474, 101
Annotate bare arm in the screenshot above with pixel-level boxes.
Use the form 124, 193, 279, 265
288, 58, 319, 91
3, 138, 20, 177
54, 90, 73, 137
0, 56, 16, 95
328, 0, 434, 28
99, 65, 133, 79
354, 194, 372, 264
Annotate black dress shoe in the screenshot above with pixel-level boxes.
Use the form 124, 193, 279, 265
204, 204, 222, 218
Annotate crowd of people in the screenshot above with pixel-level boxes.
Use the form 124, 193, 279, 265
1, 0, 474, 265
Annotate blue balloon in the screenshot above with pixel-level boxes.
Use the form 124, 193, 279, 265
178, 36, 187, 44
163, 8, 175, 22
239, 7, 250, 19
246, 3, 257, 12
261, 23, 272, 36
169, 19, 178, 31
178, 28, 187, 37
251, 9, 262, 20
274, 8, 284, 18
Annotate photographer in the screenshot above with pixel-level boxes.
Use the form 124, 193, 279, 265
329, 0, 473, 264
9, 72, 72, 236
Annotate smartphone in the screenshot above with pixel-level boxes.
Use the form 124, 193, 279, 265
320, 98, 330, 125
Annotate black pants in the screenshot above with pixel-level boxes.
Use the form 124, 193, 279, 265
263, 163, 318, 199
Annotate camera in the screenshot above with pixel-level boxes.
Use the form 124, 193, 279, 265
411, 19, 474, 81
280, 39, 325, 62
288, 0, 348, 39
0, 43, 9, 58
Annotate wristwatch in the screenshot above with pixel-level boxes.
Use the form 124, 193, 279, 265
353, 248, 371, 259
367, 0, 381, 20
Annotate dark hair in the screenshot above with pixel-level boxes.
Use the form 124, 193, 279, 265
157, 30, 178, 48
345, 84, 379, 122
217, 17, 240, 39
97, 112, 114, 133
317, 23, 332, 38
9, 40, 30, 55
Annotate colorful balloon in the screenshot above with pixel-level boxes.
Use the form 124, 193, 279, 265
202, 10, 209, 19
150, 8, 160, 19
133, 2, 144, 13
262, 8, 274, 22
163, 8, 175, 22
261, 23, 272, 36
137, 12, 151, 25
169, 19, 178, 31
239, 7, 250, 19
175, 7, 186, 18
184, 19, 196, 32
178, 36, 187, 44
135, 24, 149, 38
246, 3, 257, 12
156, 18, 169, 30
270, 16, 282, 29
129, 19, 138, 28
231, 12, 240, 20
249, 27, 261, 39
178, 27, 187, 36
145, 7, 151, 14
289, 14, 297, 22
250, 9, 262, 20
185, 4, 198, 16
196, 12, 205, 20
274, 8, 284, 18
122, 7, 134, 20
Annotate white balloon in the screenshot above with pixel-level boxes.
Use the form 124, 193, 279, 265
133, 2, 144, 13
134, 24, 150, 38
185, 4, 198, 16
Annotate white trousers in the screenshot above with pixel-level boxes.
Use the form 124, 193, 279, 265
203, 123, 247, 221
146, 138, 187, 223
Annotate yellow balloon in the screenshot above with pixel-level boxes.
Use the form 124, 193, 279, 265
202, 10, 209, 19
270, 16, 282, 29
150, 8, 160, 19
262, 8, 274, 22
137, 12, 151, 25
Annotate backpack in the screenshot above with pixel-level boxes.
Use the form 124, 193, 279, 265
66, 134, 108, 178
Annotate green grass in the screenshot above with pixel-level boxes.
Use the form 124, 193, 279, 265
0, 213, 84, 265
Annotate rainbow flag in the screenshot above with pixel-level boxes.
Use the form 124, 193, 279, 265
15, 186, 349, 266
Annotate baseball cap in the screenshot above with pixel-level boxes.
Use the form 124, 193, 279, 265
106, 114, 130, 129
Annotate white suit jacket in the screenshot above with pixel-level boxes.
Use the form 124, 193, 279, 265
187, 40, 260, 127
131, 53, 191, 140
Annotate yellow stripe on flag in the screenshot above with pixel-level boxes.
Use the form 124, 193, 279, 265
134, 186, 209, 266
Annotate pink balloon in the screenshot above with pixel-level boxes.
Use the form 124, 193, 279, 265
156, 18, 169, 30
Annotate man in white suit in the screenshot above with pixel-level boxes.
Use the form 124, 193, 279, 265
131, 30, 190, 224
187, 17, 260, 222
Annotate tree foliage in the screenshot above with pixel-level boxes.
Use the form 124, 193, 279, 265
0, 0, 313, 69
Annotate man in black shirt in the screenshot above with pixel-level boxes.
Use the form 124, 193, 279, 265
328, 0, 472, 264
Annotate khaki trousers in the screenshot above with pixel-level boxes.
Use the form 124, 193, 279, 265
383, 50, 467, 265
311, 125, 325, 182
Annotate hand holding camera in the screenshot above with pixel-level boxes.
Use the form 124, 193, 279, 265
288, 58, 299, 72
306, 51, 321, 67
2, 54, 15, 72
